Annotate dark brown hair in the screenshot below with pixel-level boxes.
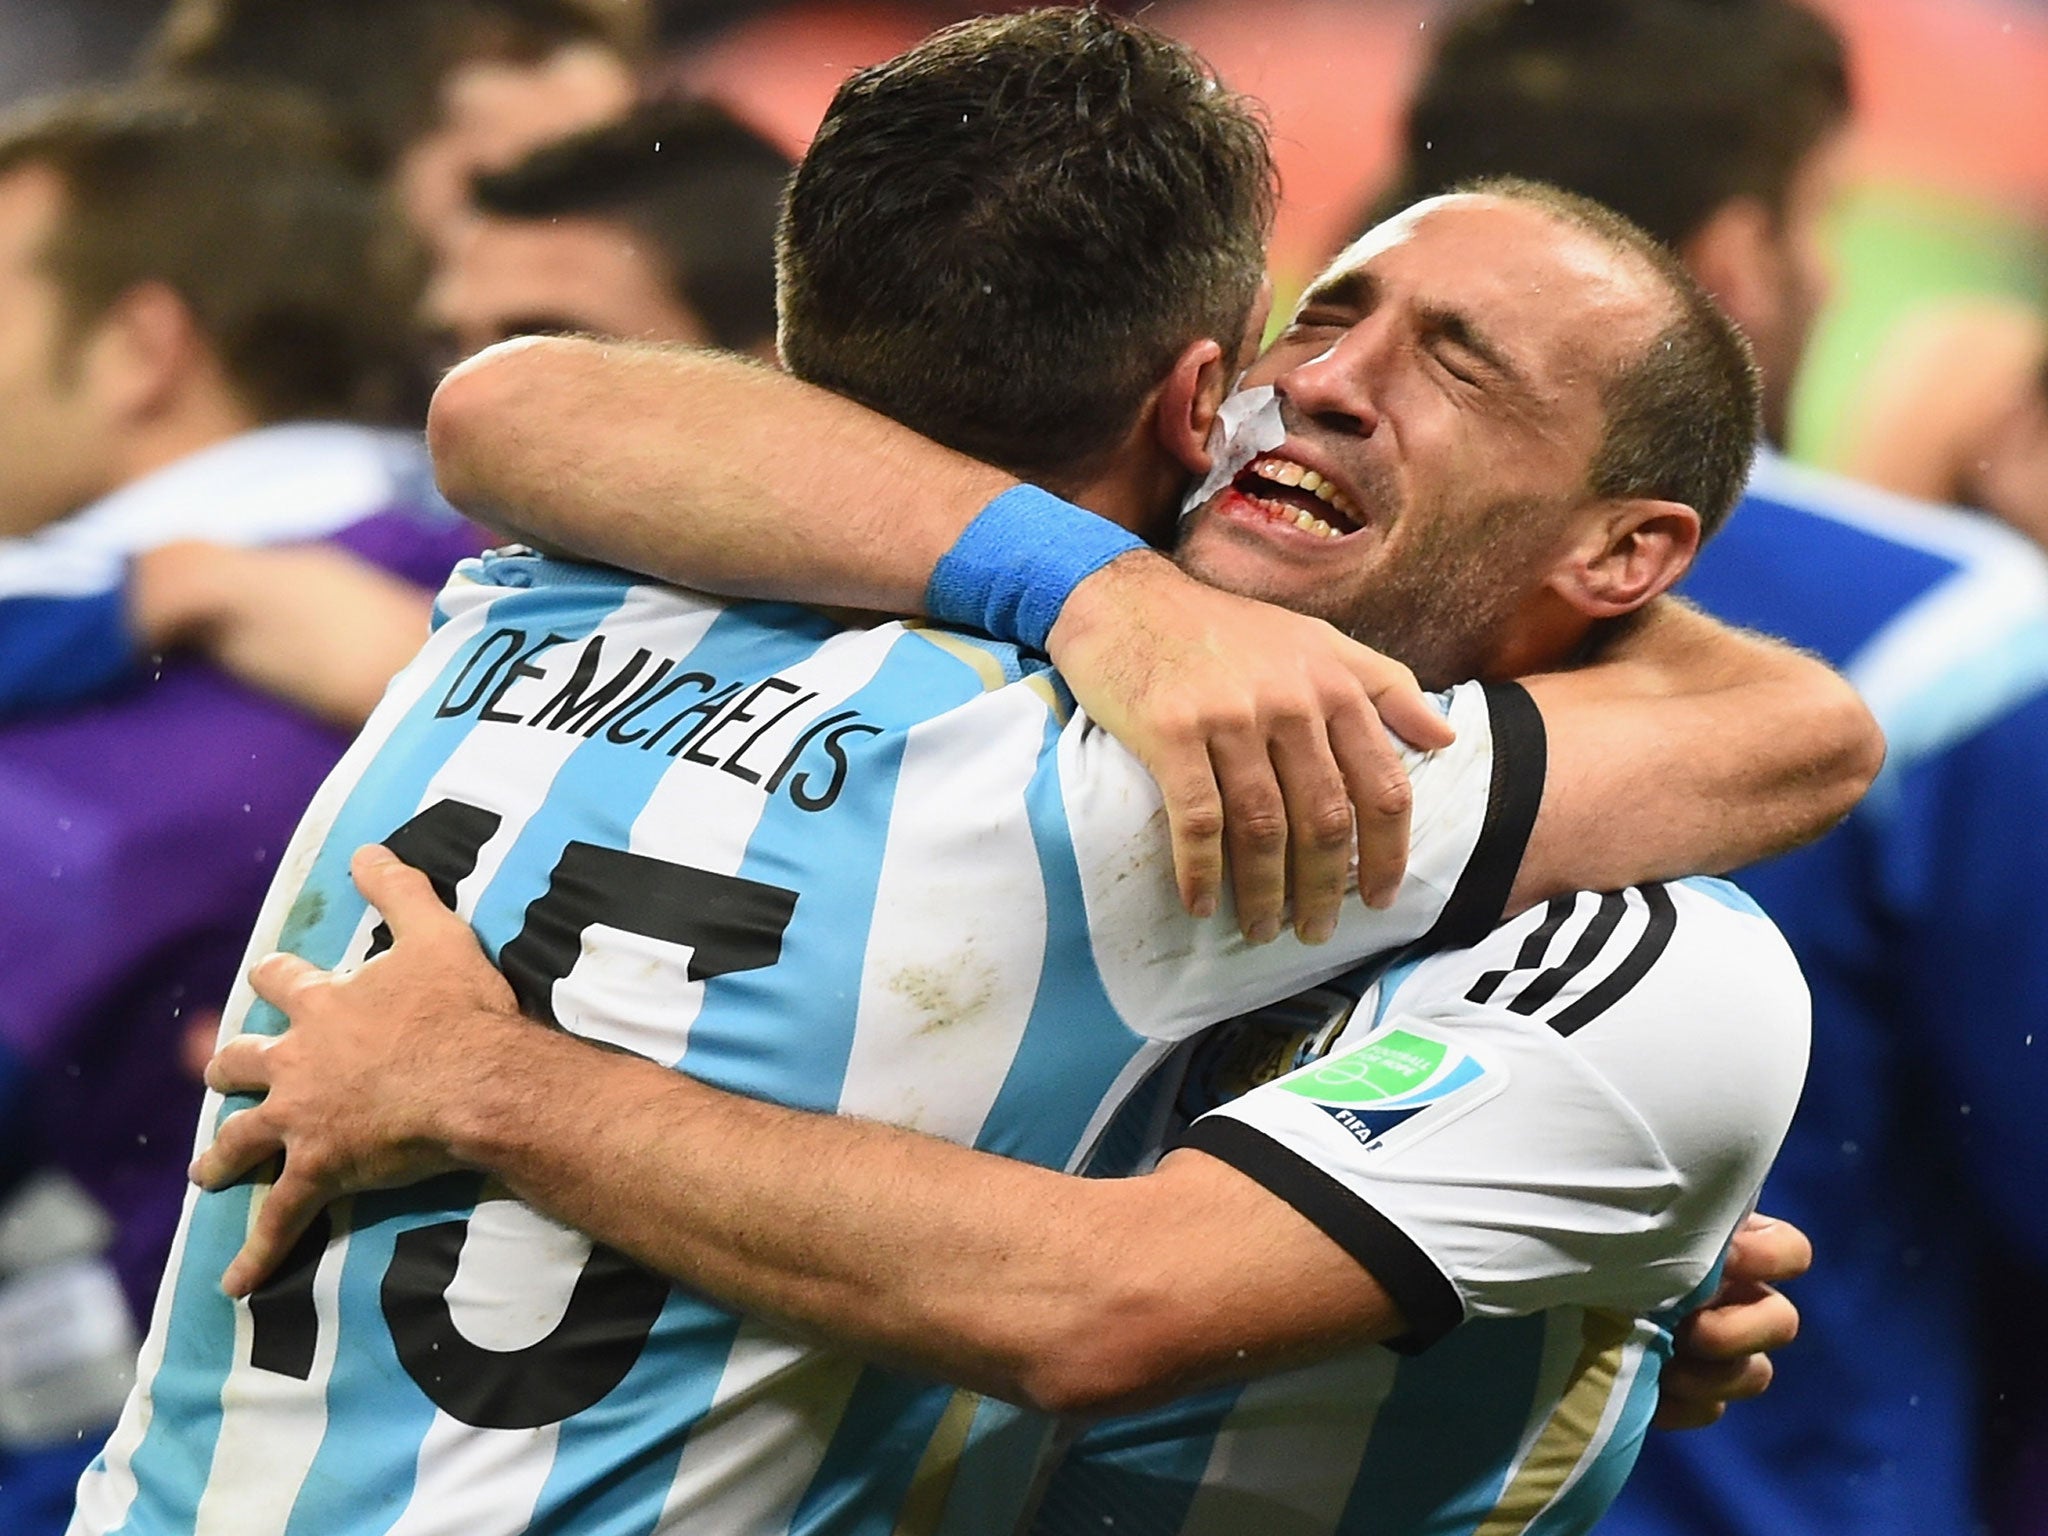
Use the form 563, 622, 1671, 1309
474, 97, 790, 353
147, 0, 646, 175
1391, 0, 1850, 249
776, 7, 1275, 488
0, 86, 425, 424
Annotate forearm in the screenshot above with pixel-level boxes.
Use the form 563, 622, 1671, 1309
445, 1022, 1381, 1414
426, 337, 1017, 612
1513, 597, 1882, 907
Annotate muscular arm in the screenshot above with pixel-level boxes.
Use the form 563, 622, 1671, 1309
433, 339, 1880, 924
206, 850, 1392, 1416
1511, 598, 1881, 911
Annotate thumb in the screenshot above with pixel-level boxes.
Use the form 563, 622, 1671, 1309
351, 843, 454, 937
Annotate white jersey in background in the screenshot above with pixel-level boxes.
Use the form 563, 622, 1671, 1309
74, 550, 1541, 1536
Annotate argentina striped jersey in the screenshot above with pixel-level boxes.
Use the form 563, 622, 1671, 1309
74, 551, 1539, 1536
1025, 877, 1807, 1536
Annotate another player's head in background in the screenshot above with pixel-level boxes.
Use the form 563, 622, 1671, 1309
146, 0, 647, 251
0, 86, 423, 538
429, 97, 789, 362
775, 6, 1275, 517
1179, 179, 1758, 689
1385, 0, 1851, 444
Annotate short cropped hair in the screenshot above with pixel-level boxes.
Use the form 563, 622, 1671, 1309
1459, 177, 1761, 536
0, 86, 424, 424
1392, 0, 1850, 249
474, 98, 790, 354
776, 6, 1276, 488
148, 0, 647, 175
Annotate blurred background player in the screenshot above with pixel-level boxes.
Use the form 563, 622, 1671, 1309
144, 0, 649, 253
0, 86, 479, 1533
1379, 1, 2048, 1532
428, 95, 787, 362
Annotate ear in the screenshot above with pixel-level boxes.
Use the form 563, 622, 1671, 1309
1152, 336, 1234, 476
1680, 197, 1781, 343
83, 281, 211, 426
1548, 499, 1702, 619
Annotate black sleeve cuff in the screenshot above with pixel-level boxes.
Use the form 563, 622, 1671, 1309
1419, 680, 1546, 951
1176, 1116, 1464, 1352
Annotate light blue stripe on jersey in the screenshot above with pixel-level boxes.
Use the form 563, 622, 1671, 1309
532, 611, 962, 1534
1033, 1385, 1250, 1535
970, 723, 1146, 1166
1334, 1316, 1550, 1535
108, 574, 599, 1535
262, 574, 638, 1535
1675, 876, 1765, 919
790, 1372, 962, 1535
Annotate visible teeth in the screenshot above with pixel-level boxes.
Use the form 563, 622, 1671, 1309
1249, 456, 1360, 528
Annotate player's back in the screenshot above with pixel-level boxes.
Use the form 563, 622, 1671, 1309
78, 552, 1528, 1536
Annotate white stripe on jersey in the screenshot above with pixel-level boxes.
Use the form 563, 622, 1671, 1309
70, 571, 515, 1536
837, 684, 1053, 1139
1176, 1350, 1398, 1534
654, 1323, 867, 1532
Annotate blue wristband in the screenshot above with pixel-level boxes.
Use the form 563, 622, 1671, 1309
923, 485, 1146, 652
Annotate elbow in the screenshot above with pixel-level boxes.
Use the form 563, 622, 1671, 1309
1001, 1283, 1211, 1418
426, 336, 583, 527
1810, 672, 1886, 829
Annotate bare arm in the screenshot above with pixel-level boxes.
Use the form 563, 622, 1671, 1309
202, 851, 1394, 1416
428, 337, 1451, 941
132, 542, 434, 730
1511, 598, 1883, 912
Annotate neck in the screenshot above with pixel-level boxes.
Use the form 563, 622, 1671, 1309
111, 385, 261, 493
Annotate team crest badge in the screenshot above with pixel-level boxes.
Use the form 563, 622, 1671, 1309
1279, 1027, 1490, 1146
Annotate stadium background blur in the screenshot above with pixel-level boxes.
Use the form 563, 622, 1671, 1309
0, 0, 2043, 1531
2, 0, 2041, 466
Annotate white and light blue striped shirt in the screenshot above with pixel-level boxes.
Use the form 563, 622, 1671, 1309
74, 551, 1538, 1536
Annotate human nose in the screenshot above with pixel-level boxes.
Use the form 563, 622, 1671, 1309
1274, 325, 1383, 438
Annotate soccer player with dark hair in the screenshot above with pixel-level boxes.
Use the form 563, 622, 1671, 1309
81, 12, 1862, 1535
429, 96, 789, 360
1377, 2, 2048, 1533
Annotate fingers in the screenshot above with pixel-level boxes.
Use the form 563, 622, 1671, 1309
1208, 729, 1291, 944
1363, 660, 1454, 752
190, 1101, 286, 1190
221, 1169, 330, 1299
351, 843, 450, 935
204, 1034, 276, 1098
1723, 1212, 1813, 1288
1681, 1281, 1800, 1360
1158, 758, 1228, 922
1327, 705, 1412, 911
249, 950, 328, 1011
1267, 714, 1357, 944
1653, 1353, 1775, 1431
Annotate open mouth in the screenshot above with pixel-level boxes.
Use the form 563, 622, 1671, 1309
1230, 455, 1365, 540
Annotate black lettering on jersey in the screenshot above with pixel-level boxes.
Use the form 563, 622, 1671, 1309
722, 679, 818, 785
790, 720, 885, 812
604, 670, 712, 745
436, 627, 526, 717
528, 638, 658, 734
478, 632, 571, 723
683, 676, 805, 772
641, 680, 744, 755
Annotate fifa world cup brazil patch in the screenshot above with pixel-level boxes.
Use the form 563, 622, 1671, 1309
1278, 1026, 1495, 1148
